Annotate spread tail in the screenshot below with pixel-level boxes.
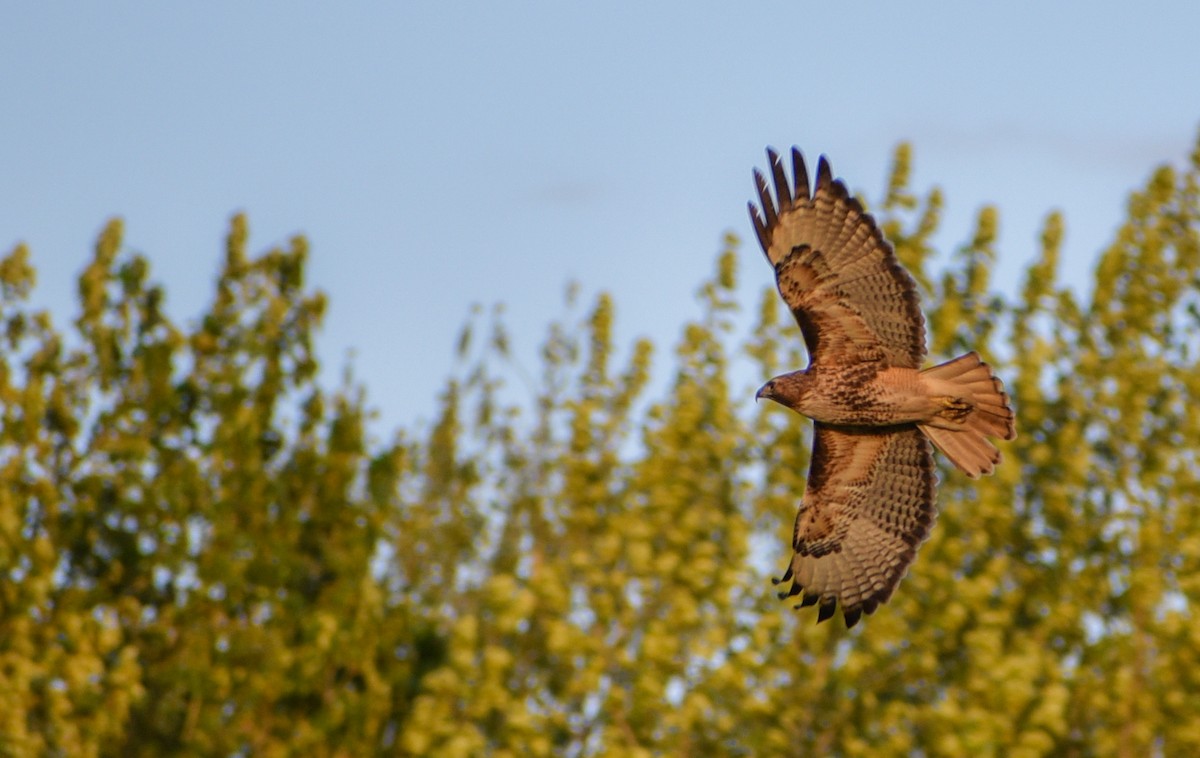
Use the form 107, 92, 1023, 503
917, 352, 1016, 478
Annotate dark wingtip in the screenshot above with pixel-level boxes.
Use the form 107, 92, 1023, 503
816, 599, 837, 624
748, 202, 769, 253
815, 155, 834, 193
791, 147, 810, 202
843, 606, 863, 629
753, 168, 777, 231
769, 148, 792, 212
765, 146, 780, 168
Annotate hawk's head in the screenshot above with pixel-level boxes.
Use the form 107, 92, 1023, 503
756, 371, 812, 413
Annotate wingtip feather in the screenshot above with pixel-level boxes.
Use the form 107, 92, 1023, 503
770, 149, 793, 212
843, 606, 863, 628
815, 155, 834, 192
791, 147, 810, 202
748, 202, 769, 253
753, 169, 777, 230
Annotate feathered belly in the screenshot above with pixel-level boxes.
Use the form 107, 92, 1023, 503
801, 367, 932, 427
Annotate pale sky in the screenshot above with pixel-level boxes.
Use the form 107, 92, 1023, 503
3, 3, 1198, 435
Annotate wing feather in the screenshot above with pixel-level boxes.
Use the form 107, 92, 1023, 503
791, 148, 809, 203
779, 422, 937, 627
769, 148, 793, 212
749, 148, 927, 368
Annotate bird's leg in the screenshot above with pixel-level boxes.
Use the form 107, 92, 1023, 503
936, 396, 973, 423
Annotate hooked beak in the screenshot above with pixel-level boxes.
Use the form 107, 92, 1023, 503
756, 381, 774, 402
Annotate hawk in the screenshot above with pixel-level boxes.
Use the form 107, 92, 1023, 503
748, 148, 1017, 628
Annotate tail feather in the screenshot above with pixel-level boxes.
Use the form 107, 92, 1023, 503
917, 352, 1016, 478
921, 425, 998, 478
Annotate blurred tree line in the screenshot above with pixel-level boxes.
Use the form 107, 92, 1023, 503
2, 134, 1199, 757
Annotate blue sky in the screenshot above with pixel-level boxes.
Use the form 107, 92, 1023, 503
3, 3, 1198, 435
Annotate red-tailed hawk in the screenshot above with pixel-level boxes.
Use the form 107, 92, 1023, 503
749, 148, 1017, 628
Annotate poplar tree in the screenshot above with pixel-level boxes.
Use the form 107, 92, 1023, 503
1, 132, 1198, 756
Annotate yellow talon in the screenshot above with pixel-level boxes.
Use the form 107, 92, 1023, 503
939, 397, 973, 422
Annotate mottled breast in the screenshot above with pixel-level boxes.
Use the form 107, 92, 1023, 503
801, 363, 927, 427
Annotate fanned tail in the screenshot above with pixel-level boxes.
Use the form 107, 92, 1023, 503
917, 352, 1016, 478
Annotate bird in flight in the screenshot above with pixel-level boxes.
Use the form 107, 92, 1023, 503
748, 148, 1017, 628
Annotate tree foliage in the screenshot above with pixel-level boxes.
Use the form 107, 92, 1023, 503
3, 133, 1200, 756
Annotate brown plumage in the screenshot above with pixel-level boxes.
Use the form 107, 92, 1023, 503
749, 148, 1017, 628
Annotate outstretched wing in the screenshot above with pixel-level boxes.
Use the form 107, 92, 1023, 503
748, 148, 927, 368
775, 422, 937, 628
